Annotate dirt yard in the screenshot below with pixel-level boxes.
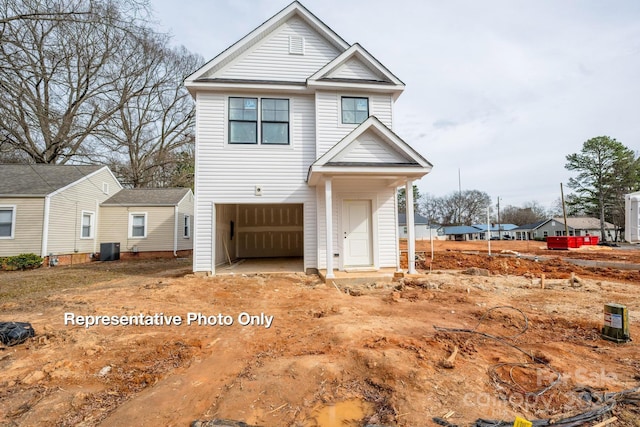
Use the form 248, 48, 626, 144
1, 242, 639, 427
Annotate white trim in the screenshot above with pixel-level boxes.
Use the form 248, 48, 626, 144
406, 180, 416, 274
0, 205, 16, 239
47, 166, 122, 198
211, 202, 216, 275
336, 191, 379, 271
173, 205, 179, 256
41, 196, 50, 257
325, 178, 334, 279
185, 1, 349, 85
102, 182, 109, 195
94, 199, 99, 254
128, 212, 148, 239
80, 210, 95, 239
308, 43, 404, 87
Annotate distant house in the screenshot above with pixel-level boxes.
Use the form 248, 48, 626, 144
398, 213, 442, 240
0, 164, 194, 265
0, 165, 122, 263
472, 223, 518, 240
625, 192, 639, 243
512, 217, 615, 240
99, 188, 194, 258
442, 225, 481, 241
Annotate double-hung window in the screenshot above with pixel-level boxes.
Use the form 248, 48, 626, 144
184, 215, 191, 238
81, 211, 95, 239
228, 97, 289, 145
0, 206, 15, 239
341, 96, 369, 124
129, 213, 147, 238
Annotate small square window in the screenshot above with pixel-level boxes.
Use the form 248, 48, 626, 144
342, 97, 369, 124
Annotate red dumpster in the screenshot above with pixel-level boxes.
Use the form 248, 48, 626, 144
582, 235, 599, 245
546, 236, 582, 249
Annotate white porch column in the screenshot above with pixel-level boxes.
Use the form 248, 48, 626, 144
325, 177, 335, 279
406, 180, 416, 274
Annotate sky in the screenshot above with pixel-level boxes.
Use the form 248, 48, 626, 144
150, 0, 640, 210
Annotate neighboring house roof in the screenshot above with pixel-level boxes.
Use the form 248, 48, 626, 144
512, 220, 549, 231
552, 216, 615, 230
398, 213, 433, 226
102, 188, 192, 207
443, 225, 481, 235
473, 223, 518, 232
0, 164, 106, 196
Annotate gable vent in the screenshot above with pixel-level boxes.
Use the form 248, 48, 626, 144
289, 36, 305, 55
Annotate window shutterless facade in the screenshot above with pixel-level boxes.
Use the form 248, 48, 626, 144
341, 96, 369, 124
81, 211, 95, 239
129, 213, 147, 238
228, 97, 289, 145
0, 206, 16, 239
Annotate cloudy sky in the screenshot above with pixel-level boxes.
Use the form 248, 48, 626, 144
151, 0, 640, 210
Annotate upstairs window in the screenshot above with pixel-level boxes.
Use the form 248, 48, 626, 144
261, 99, 289, 144
341, 97, 369, 124
229, 97, 258, 144
228, 97, 289, 145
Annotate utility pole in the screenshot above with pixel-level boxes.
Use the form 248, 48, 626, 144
497, 196, 501, 240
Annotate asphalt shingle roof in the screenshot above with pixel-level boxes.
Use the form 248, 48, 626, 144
0, 164, 103, 196
102, 188, 191, 206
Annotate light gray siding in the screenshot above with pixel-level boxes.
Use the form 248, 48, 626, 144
177, 192, 195, 251
316, 178, 397, 270
315, 91, 393, 157
194, 92, 317, 272
0, 197, 44, 256
47, 168, 121, 256
333, 132, 409, 163
215, 17, 341, 82
331, 58, 383, 81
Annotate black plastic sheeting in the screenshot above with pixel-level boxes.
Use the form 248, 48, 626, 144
0, 322, 35, 346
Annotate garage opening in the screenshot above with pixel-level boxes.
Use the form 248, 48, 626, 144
215, 203, 304, 273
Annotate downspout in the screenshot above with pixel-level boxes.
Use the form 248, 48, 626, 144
41, 195, 51, 258
173, 205, 179, 257
94, 199, 99, 255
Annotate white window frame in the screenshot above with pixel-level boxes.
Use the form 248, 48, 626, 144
183, 215, 191, 238
80, 210, 95, 239
0, 205, 16, 239
102, 182, 109, 195
129, 212, 148, 239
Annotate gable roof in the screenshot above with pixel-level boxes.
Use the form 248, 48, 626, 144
552, 216, 615, 230
0, 164, 108, 197
307, 43, 405, 96
398, 212, 432, 226
102, 188, 192, 207
185, 1, 349, 85
308, 116, 432, 185
473, 223, 518, 232
443, 225, 481, 235
512, 220, 549, 231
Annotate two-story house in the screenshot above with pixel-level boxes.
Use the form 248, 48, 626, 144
185, 1, 432, 278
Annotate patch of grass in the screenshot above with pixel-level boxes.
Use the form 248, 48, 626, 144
0, 258, 192, 304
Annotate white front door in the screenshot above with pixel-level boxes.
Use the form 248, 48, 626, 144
343, 200, 372, 267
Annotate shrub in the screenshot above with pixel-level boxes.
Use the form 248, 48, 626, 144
1, 253, 44, 271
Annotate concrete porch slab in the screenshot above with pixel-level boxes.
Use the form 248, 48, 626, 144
216, 257, 304, 276
317, 268, 402, 285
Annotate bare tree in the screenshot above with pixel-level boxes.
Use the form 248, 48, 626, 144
500, 201, 548, 225
0, 0, 149, 164
99, 40, 202, 187
419, 190, 491, 226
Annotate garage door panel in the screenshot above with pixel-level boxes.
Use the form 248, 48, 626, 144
236, 204, 303, 258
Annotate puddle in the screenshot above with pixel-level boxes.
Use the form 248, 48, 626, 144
304, 398, 374, 427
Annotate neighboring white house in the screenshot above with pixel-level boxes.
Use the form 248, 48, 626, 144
626, 191, 640, 243
0, 164, 122, 263
398, 213, 442, 240
185, 1, 432, 277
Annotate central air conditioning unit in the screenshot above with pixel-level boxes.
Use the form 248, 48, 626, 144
99, 242, 120, 261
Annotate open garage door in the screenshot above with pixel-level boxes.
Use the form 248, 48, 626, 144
216, 204, 303, 263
